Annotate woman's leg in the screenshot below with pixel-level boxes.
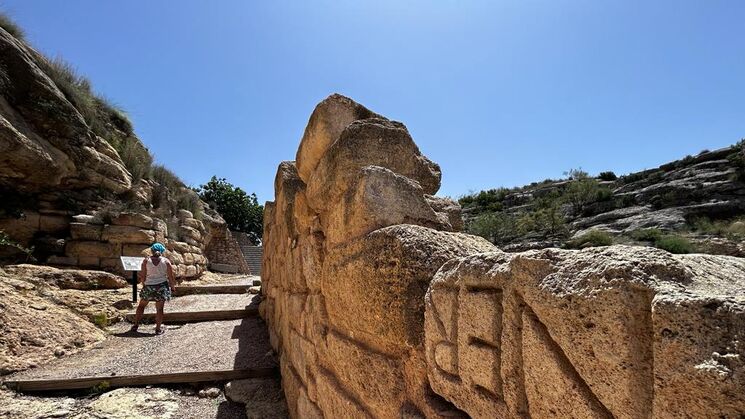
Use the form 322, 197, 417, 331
131, 299, 149, 330
155, 301, 165, 332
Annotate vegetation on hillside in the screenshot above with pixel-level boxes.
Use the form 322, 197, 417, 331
460, 168, 611, 246
197, 177, 264, 244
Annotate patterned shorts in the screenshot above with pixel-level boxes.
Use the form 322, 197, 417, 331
139, 282, 172, 301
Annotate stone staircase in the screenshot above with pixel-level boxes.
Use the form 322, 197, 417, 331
239, 245, 262, 276
2, 277, 277, 392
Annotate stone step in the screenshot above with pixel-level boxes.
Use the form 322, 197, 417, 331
3, 368, 279, 392
125, 308, 258, 323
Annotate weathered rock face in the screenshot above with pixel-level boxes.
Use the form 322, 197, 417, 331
265, 94, 745, 418
0, 28, 130, 195
425, 246, 745, 418
262, 94, 490, 418
0, 26, 246, 278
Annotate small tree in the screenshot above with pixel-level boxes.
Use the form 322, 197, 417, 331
197, 176, 263, 244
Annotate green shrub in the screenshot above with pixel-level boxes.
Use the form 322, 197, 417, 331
565, 230, 613, 249
92, 312, 109, 328
466, 212, 519, 244
0, 230, 34, 259
0, 12, 25, 40
197, 176, 263, 242
654, 234, 694, 254
691, 216, 745, 240
598, 171, 617, 181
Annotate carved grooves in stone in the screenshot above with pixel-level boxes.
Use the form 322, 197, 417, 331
521, 301, 615, 419
631, 290, 655, 419
430, 286, 460, 382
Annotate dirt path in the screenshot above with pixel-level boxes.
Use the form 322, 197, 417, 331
1, 274, 288, 418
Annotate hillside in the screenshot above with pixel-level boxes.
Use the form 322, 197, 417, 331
460, 142, 745, 256
0, 17, 249, 277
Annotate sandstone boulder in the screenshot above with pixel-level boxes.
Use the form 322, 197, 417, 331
425, 246, 745, 418
111, 212, 154, 229
306, 118, 441, 212
323, 224, 495, 353
0, 29, 132, 195
101, 225, 156, 244
295, 93, 383, 183
4, 264, 127, 289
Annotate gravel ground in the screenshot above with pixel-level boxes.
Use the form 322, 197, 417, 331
182, 273, 259, 287
7, 318, 276, 380
0, 386, 248, 419
140, 294, 258, 314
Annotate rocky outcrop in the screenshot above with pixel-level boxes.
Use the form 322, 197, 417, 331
0, 27, 131, 195
462, 143, 745, 255
264, 95, 745, 418
0, 25, 232, 278
425, 246, 745, 418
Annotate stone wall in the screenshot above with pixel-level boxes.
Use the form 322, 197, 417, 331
263, 94, 745, 418
52, 210, 209, 279
261, 94, 495, 418
204, 227, 251, 274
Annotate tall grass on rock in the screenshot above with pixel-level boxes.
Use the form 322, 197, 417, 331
565, 230, 613, 249
0, 12, 24, 40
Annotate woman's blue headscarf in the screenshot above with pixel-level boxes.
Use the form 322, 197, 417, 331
151, 242, 166, 254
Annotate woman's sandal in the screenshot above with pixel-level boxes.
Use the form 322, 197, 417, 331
155, 328, 165, 335
129, 324, 139, 333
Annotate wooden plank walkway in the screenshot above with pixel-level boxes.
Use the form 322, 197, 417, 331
3, 278, 275, 392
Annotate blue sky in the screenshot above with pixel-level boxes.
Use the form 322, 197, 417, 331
3, 1, 744, 203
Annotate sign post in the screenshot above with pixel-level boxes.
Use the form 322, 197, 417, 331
120, 256, 145, 303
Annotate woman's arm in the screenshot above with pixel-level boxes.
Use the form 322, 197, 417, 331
138, 259, 147, 284
167, 260, 177, 290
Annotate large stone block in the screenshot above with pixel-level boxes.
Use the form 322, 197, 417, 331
322, 166, 449, 247
424, 246, 745, 419
111, 212, 154, 229
306, 118, 441, 213
101, 225, 156, 244
122, 244, 151, 257
70, 223, 103, 241
39, 214, 69, 234
0, 211, 40, 246
322, 224, 495, 353
322, 331, 405, 418
66, 240, 121, 259
295, 93, 384, 183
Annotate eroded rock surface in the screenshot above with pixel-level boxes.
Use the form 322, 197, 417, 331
425, 246, 745, 418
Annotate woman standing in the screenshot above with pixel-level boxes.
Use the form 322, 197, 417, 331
130, 242, 177, 335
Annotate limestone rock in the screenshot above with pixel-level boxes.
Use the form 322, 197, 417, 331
322, 165, 449, 247
70, 222, 103, 241
0, 29, 132, 195
3, 264, 127, 289
0, 271, 106, 375
306, 118, 441, 212
424, 245, 745, 418
111, 212, 154, 229
296, 93, 383, 183
324, 224, 495, 353
101, 225, 156, 244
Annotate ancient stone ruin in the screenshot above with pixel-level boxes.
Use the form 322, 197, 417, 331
262, 94, 745, 418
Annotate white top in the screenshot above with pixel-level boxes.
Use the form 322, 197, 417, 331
144, 256, 170, 285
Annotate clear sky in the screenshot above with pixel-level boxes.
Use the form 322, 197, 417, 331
3, 1, 744, 203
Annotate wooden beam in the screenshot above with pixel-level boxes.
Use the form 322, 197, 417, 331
173, 285, 251, 296
3, 367, 279, 392
125, 308, 258, 323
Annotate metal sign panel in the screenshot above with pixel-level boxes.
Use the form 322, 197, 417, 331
120, 256, 145, 272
